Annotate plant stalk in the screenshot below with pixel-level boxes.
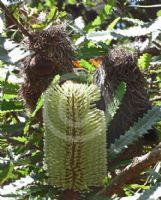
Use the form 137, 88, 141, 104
0, 0, 31, 37
61, 189, 80, 200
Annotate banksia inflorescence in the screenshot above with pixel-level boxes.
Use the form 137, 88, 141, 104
94, 48, 157, 145
20, 25, 74, 111
43, 81, 107, 191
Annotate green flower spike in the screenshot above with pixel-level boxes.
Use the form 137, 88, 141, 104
43, 81, 107, 191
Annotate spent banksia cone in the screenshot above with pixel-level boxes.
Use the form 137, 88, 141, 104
94, 48, 157, 145
20, 25, 74, 111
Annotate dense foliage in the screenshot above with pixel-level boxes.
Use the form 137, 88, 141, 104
0, 0, 161, 200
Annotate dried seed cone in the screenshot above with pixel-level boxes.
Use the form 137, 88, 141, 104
20, 25, 74, 111
94, 48, 157, 145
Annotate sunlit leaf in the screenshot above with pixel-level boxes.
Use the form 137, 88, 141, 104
79, 59, 96, 71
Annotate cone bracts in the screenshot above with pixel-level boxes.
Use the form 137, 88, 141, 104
94, 48, 157, 145
20, 25, 74, 111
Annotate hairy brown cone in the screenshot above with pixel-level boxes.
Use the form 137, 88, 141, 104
20, 25, 74, 112
94, 48, 158, 146
29, 57, 55, 76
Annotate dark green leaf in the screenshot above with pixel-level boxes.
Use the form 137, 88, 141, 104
0, 100, 24, 112
0, 161, 14, 184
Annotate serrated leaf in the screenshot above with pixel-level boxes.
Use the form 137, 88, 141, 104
0, 100, 24, 112
2, 0, 22, 6
0, 48, 11, 63
109, 106, 161, 160
114, 16, 161, 37
86, 31, 114, 42
122, 17, 144, 25
138, 53, 152, 70
0, 79, 19, 95
106, 82, 126, 124
0, 176, 34, 197
84, 17, 161, 43
0, 36, 30, 64
138, 182, 161, 200
0, 161, 14, 184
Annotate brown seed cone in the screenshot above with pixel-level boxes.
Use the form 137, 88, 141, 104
28, 56, 55, 76
20, 25, 74, 112
28, 25, 73, 71
94, 48, 158, 146
20, 59, 51, 110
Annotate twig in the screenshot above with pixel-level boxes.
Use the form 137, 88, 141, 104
150, 96, 161, 102
0, 0, 31, 37
97, 142, 161, 197
128, 4, 161, 8
61, 189, 80, 200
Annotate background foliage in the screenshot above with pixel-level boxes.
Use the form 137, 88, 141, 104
0, 0, 161, 199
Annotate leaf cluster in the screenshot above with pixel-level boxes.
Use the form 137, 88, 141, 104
0, 0, 161, 199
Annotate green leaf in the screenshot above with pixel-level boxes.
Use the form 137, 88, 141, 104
0, 100, 24, 112
24, 121, 31, 135
0, 46, 11, 63
122, 17, 144, 25
2, 0, 21, 6
32, 24, 46, 29
129, 184, 149, 190
0, 133, 8, 150
0, 176, 34, 197
68, 0, 76, 4
0, 37, 18, 63
59, 72, 88, 83
76, 46, 107, 59
138, 182, 161, 200
84, 17, 161, 43
106, 82, 126, 124
80, 59, 95, 71
46, 7, 57, 23
86, 31, 114, 42
31, 94, 44, 118
109, 106, 161, 160
0, 79, 19, 95
12, 136, 27, 143
0, 123, 25, 133
0, 162, 14, 184
157, 10, 161, 17
138, 53, 152, 70
107, 17, 120, 31
86, 0, 116, 32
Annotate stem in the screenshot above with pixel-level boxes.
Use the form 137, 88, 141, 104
0, 0, 31, 37
97, 142, 161, 197
61, 189, 80, 200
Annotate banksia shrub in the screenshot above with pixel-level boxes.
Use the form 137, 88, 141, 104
20, 25, 74, 111
43, 82, 107, 191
